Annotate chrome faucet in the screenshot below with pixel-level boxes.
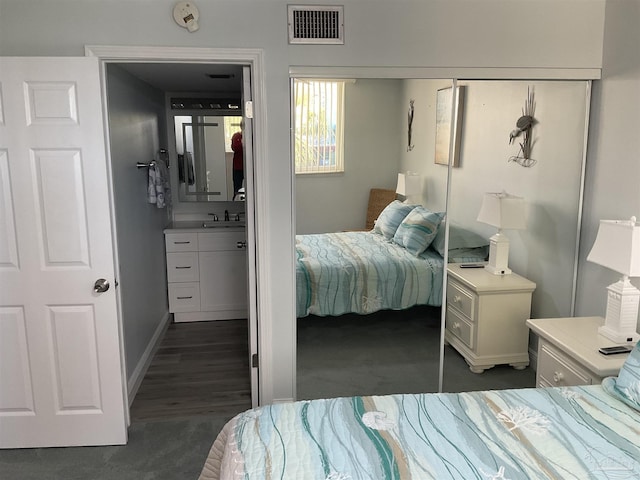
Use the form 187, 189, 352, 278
224, 210, 230, 221
235, 212, 245, 221
208, 212, 218, 221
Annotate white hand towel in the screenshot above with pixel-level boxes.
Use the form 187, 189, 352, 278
148, 164, 158, 204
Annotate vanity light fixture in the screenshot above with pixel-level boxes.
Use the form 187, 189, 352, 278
587, 216, 640, 344
477, 191, 526, 275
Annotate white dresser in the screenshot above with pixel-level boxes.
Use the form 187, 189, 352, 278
526, 316, 629, 388
164, 223, 247, 322
445, 263, 536, 373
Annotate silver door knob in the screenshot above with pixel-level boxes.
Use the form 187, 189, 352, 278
94, 278, 110, 293
237, 241, 247, 249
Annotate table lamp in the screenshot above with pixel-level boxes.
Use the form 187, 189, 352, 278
477, 191, 526, 275
587, 216, 640, 344
396, 172, 421, 204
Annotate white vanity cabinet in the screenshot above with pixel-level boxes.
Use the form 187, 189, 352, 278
165, 225, 247, 322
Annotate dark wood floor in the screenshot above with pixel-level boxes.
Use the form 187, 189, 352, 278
129, 319, 252, 422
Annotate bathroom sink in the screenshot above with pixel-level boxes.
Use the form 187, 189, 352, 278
202, 221, 245, 228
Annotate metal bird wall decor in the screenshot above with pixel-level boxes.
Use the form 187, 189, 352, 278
508, 87, 537, 167
407, 99, 415, 152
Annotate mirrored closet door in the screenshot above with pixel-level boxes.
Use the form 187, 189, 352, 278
293, 76, 453, 400
441, 80, 591, 392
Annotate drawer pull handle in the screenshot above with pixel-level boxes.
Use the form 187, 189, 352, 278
237, 241, 247, 249
175, 266, 192, 269
553, 371, 564, 383
453, 295, 461, 304
177, 296, 193, 299
452, 321, 461, 330
174, 241, 191, 245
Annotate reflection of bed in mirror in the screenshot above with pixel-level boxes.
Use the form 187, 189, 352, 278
200, 382, 640, 479
295, 201, 489, 318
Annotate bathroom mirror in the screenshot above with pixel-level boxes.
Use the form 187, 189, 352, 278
174, 115, 243, 202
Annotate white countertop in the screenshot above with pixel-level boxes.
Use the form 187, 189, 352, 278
164, 220, 245, 233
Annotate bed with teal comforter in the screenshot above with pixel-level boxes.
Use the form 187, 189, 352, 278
295, 231, 445, 318
199, 385, 640, 479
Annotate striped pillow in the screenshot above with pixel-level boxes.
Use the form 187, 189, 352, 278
393, 206, 443, 255
372, 201, 416, 239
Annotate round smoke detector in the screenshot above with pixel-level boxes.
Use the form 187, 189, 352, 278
173, 2, 200, 32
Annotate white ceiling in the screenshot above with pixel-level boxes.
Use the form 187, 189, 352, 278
114, 62, 243, 94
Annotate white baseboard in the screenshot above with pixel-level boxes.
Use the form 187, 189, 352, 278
127, 312, 171, 406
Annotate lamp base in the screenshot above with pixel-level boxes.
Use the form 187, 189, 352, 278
484, 264, 512, 275
598, 325, 640, 344
484, 231, 512, 275
598, 277, 640, 344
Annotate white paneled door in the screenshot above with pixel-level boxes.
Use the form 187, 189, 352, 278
0, 57, 127, 448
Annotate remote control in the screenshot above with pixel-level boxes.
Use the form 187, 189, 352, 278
598, 345, 634, 355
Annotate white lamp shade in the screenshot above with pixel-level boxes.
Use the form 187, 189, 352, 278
477, 192, 527, 230
396, 173, 421, 196
587, 217, 640, 277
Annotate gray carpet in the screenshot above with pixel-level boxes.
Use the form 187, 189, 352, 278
297, 305, 535, 399
0, 414, 231, 480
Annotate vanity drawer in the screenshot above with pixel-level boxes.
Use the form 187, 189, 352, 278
537, 340, 593, 387
198, 231, 246, 251
168, 282, 200, 313
165, 233, 198, 252
446, 279, 476, 320
166, 252, 199, 283
446, 307, 474, 349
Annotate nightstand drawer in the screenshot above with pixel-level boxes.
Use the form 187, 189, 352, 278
165, 233, 198, 252
447, 279, 476, 320
538, 340, 592, 387
166, 252, 199, 283
168, 282, 201, 312
446, 307, 474, 349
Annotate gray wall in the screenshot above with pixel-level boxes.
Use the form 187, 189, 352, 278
576, 0, 640, 328
105, 64, 169, 382
0, 0, 609, 403
398, 80, 589, 319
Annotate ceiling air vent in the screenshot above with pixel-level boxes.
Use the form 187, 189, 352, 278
288, 5, 344, 45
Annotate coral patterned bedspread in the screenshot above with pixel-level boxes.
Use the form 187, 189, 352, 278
295, 231, 444, 318
199, 385, 640, 480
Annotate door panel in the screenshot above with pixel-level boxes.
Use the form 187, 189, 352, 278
0, 57, 127, 448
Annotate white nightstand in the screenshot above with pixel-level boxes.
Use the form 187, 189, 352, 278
445, 263, 536, 373
526, 316, 630, 388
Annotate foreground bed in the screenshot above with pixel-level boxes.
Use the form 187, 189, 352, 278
199, 384, 640, 479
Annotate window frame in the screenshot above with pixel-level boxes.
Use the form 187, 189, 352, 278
293, 78, 346, 175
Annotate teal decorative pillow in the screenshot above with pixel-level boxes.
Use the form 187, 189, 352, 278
602, 341, 640, 411
372, 201, 416, 239
393, 207, 443, 255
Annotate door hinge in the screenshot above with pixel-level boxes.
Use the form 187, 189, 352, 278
245, 101, 254, 119
252, 353, 259, 368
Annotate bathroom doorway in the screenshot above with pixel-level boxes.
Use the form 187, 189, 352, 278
89, 46, 264, 418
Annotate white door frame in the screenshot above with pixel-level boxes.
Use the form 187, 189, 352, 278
85, 45, 271, 408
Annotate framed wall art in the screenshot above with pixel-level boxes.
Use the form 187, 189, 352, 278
434, 86, 465, 167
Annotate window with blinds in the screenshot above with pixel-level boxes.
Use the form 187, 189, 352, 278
293, 79, 345, 174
